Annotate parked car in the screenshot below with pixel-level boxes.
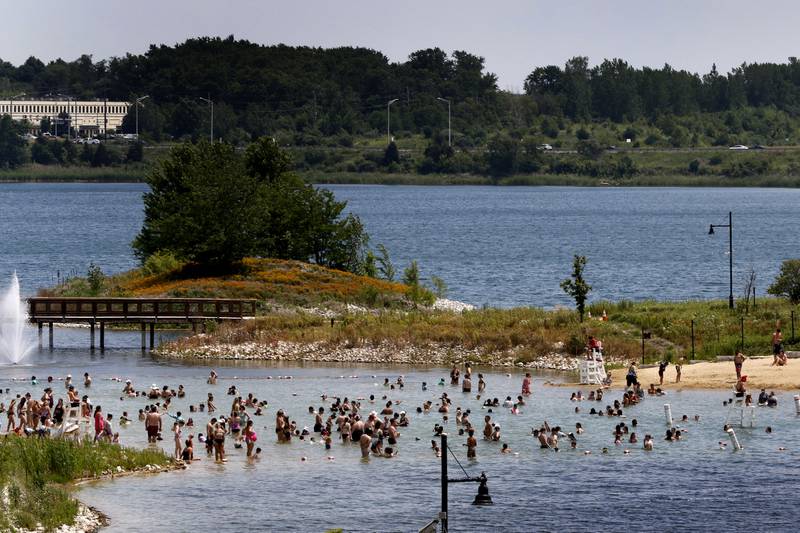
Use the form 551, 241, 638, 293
728, 144, 749, 150
538, 144, 553, 151
86, 138, 101, 145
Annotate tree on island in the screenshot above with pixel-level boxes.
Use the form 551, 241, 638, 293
133, 138, 368, 272
560, 255, 592, 321
767, 259, 800, 304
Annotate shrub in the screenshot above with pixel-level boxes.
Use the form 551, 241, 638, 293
142, 251, 183, 276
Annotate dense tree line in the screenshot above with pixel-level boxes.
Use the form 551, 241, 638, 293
5, 38, 800, 142
7, 38, 800, 179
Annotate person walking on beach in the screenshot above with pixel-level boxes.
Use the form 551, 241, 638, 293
626, 363, 638, 388
733, 351, 746, 379
772, 328, 783, 358
657, 360, 668, 385
675, 359, 682, 383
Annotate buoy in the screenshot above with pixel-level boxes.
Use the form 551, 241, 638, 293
726, 428, 742, 451
664, 404, 673, 427
793, 395, 800, 415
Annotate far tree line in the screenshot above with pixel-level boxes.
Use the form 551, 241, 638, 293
3, 37, 800, 143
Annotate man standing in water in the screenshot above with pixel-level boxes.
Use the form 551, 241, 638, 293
360, 428, 372, 458
145, 406, 162, 443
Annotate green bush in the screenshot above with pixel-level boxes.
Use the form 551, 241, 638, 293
142, 251, 183, 276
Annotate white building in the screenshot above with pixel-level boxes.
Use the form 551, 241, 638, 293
0, 98, 130, 135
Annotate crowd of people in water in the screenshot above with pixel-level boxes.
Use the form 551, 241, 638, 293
0, 335, 792, 465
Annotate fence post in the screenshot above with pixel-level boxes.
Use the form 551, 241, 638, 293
740, 317, 745, 351
641, 328, 645, 364
752, 285, 756, 309
690, 319, 695, 360
792, 310, 795, 343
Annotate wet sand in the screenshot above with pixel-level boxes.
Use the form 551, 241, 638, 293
610, 356, 800, 391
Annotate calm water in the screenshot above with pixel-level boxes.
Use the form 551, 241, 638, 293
2, 183, 800, 531
2, 341, 799, 532
1, 183, 799, 307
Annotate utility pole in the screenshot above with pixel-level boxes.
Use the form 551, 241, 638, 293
199, 96, 213, 142
135, 95, 149, 139
387, 98, 399, 145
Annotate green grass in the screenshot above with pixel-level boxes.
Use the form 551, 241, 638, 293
0, 437, 173, 531
0, 164, 146, 182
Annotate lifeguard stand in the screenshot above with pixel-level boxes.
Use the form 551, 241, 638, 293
579, 357, 607, 385
725, 396, 756, 428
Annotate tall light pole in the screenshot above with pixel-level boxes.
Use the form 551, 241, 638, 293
134, 95, 149, 139
436, 97, 451, 146
199, 96, 213, 142
57, 94, 73, 140
708, 211, 734, 309
9, 92, 25, 122
387, 98, 399, 145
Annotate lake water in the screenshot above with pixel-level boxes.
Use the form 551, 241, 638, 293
1, 183, 799, 307
2, 183, 800, 531
2, 342, 799, 532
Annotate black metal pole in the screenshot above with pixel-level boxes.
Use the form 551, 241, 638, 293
691, 319, 695, 360
641, 329, 645, 364
441, 433, 448, 533
728, 211, 734, 310
792, 310, 795, 343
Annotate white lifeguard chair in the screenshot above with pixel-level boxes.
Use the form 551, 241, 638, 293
725, 396, 756, 428
579, 358, 607, 385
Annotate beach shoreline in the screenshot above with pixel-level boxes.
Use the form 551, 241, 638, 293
609, 356, 800, 391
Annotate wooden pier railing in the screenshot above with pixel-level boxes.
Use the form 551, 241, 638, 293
27, 297, 257, 350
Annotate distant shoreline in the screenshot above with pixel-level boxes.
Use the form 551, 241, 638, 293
3, 169, 800, 187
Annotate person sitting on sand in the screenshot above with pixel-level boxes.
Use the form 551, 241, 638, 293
773, 350, 788, 367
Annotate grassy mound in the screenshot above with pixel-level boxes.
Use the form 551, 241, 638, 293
42, 258, 412, 309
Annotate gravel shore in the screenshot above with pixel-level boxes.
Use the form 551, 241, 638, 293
156, 339, 590, 371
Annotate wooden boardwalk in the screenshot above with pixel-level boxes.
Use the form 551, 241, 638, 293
28, 297, 257, 350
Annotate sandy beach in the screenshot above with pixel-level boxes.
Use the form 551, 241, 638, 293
610, 356, 800, 391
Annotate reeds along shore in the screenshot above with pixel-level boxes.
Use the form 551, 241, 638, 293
0, 437, 173, 531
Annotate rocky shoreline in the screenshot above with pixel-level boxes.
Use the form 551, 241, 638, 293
156, 339, 596, 372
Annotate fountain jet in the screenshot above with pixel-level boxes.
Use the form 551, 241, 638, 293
0, 272, 35, 364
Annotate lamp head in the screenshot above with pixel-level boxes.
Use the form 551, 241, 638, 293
472, 472, 493, 506
708, 225, 714, 235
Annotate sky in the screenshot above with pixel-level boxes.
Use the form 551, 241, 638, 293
2, 0, 800, 91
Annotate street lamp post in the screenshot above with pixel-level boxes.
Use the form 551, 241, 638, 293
708, 211, 734, 309
199, 96, 214, 142
439, 433, 493, 532
134, 95, 150, 139
8, 93, 25, 122
436, 97, 451, 146
387, 98, 399, 145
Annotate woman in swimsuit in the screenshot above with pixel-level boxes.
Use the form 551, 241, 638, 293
244, 420, 258, 457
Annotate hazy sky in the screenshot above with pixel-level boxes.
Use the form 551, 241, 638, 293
3, 0, 800, 90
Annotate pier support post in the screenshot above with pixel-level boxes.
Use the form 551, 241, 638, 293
90, 322, 95, 350
99, 322, 105, 352
38, 323, 43, 347
140, 324, 146, 350
149, 323, 155, 350
48, 322, 53, 349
